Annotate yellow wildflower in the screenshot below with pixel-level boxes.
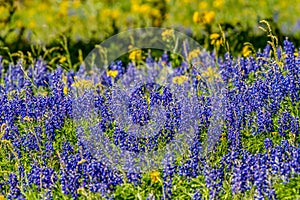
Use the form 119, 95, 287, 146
63, 86, 68, 95
59, 1, 69, 16
202, 66, 221, 82
23, 116, 33, 122
111, 9, 120, 20
193, 11, 200, 24
129, 49, 143, 61
220, 132, 226, 141
140, 4, 151, 14
188, 49, 201, 61
198, 2, 208, 10
193, 11, 215, 25
150, 170, 160, 183
71, 80, 94, 89
161, 29, 174, 41
72, 1, 81, 8
28, 21, 36, 29
203, 11, 215, 24
213, 0, 224, 8
172, 75, 189, 85
107, 70, 119, 78
210, 33, 223, 46
59, 56, 67, 63
0, 195, 5, 200
16, 20, 23, 28
242, 45, 252, 57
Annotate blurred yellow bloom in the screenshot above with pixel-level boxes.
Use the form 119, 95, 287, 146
150, 170, 160, 183
210, 33, 223, 46
59, 1, 69, 16
242, 45, 252, 57
220, 132, 226, 141
0, 6, 6, 14
188, 49, 201, 61
193, 11, 200, 24
131, 4, 140, 12
202, 66, 221, 82
198, 2, 208, 10
111, 10, 120, 20
28, 21, 36, 29
210, 33, 220, 40
203, 11, 215, 24
107, 70, 119, 78
46, 15, 53, 23
129, 49, 143, 61
213, 0, 224, 8
140, 4, 151, 14
63, 86, 68, 95
38, 3, 48, 11
28, 9, 35, 17
172, 75, 189, 85
72, 1, 81, 9
16, 20, 23, 28
193, 11, 215, 24
71, 80, 94, 89
196, 75, 201, 80
161, 29, 174, 41
0, 195, 5, 200
59, 56, 67, 63
24, 116, 33, 122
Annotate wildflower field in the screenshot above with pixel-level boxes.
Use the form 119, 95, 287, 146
0, 1, 300, 200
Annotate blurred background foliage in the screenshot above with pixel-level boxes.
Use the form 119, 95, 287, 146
1, 0, 300, 67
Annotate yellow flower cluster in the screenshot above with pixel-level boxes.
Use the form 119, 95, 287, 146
129, 49, 143, 61
172, 75, 189, 85
188, 49, 201, 61
150, 170, 160, 183
242, 45, 252, 57
161, 29, 174, 41
210, 33, 223, 47
202, 66, 221, 82
193, 11, 215, 25
23, 116, 34, 122
107, 70, 119, 78
102, 8, 120, 20
71, 79, 94, 89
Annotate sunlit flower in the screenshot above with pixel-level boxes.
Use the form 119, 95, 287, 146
198, 2, 208, 10
129, 49, 143, 61
202, 66, 221, 82
59, 56, 67, 63
28, 21, 36, 29
203, 11, 215, 24
193, 11, 200, 24
150, 170, 160, 183
71, 79, 94, 89
193, 11, 215, 25
242, 45, 252, 57
24, 116, 34, 122
107, 70, 118, 78
63, 86, 68, 95
172, 75, 189, 85
161, 29, 174, 41
210, 33, 223, 46
188, 49, 201, 61
213, 0, 224, 8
